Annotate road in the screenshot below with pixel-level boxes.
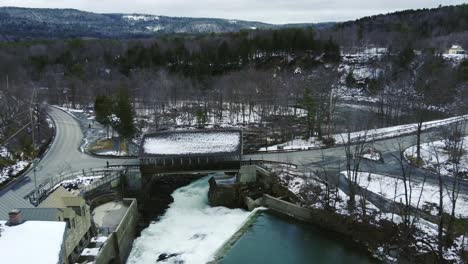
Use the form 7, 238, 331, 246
244, 121, 468, 193
0, 105, 465, 219
0, 106, 137, 218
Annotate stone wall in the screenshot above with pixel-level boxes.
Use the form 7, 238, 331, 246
95, 198, 139, 264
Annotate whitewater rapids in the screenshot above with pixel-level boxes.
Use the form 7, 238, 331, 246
127, 176, 253, 264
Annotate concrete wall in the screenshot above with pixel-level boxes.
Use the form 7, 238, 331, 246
262, 195, 313, 221
238, 165, 256, 183
95, 198, 139, 264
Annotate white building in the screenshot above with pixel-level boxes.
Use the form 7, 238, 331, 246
448, 45, 465, 55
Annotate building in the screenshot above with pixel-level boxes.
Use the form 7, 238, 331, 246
448, 45, 466, 55
18, 186, 93, 263
0, 210, 67, 264
139, 129, 243, 175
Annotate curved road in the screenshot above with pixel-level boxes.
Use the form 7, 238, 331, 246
0, 106, 137, 218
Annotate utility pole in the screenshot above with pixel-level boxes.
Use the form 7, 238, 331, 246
30, 86, 38, 204
327, 89, 334, 139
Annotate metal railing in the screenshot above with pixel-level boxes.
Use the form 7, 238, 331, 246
27, 168, 123, 205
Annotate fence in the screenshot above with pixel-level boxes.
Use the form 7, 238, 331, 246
26, 168, 123, 204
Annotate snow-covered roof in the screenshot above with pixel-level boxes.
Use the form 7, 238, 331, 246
0, 220, 66, 264
451, 45, 463, 49
140, 130, 242, 158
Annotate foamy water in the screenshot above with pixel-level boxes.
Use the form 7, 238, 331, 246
127, 176, 253, 264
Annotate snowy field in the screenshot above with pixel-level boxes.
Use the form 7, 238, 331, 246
260, 115, 468, 152
404, 136, 468, 178
143, 131, 241, 155
127, 176, 255, 264
345, 171, 468, 218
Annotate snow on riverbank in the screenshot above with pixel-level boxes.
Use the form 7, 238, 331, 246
404, 136, 468, 178
346, 171, 468, 218
260, 115, 468, 152
127, 176, 254, 264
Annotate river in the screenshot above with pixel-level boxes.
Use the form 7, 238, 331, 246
127, 176, 374, 264
220, 212, 374, 264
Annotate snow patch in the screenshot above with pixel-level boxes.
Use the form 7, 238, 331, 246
123, 15, 159, 21
345, 171, 468, 218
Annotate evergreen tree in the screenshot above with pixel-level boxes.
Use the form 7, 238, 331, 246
94, 95, 113, 138
114, 86, 136, 144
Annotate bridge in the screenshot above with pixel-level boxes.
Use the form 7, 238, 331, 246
139, 130, 243, 175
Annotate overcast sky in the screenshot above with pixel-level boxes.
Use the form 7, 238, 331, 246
0, 0, 466, 24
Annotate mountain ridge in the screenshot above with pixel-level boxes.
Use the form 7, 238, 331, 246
0, 6, 333, 40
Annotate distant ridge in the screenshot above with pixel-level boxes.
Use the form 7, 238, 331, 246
0, 7, 333, 40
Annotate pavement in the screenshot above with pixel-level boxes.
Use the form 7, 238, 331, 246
0, 106, 138, 219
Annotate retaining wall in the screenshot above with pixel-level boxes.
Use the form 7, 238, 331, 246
95, 198, 139, 264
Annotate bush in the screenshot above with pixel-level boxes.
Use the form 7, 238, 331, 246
322, 137, 336, 147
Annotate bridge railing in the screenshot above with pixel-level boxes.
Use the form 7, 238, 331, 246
27, 168, 123, 205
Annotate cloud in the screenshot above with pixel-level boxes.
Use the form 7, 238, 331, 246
0, 0, 465, 23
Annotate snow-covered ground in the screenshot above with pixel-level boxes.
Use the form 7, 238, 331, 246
142, 131, 241, 155
404, 136, 468, 178
0, 146, 30, 185
346, 171, 468, 218
135, 101, 306, 129
443, 53, 468, 64
122, 15, 159, 21
270, 164, 379, 217
52, 175, 104, 193
270, 164, 467, 262
0, 220, 66, 264
260, 114, 468, 152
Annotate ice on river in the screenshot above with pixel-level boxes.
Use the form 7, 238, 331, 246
127, 176, 253, 264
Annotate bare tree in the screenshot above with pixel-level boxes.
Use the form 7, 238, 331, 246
342, 129, 370, 207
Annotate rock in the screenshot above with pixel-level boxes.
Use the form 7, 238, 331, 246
157, 253, 180, 262
208, 177, 241, 208
244, 196, 263, 211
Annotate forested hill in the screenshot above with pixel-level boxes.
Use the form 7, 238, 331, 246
327, 4, 468, 49
0, 7, 332, 40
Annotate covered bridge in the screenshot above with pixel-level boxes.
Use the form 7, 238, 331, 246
139, 129, 242, 174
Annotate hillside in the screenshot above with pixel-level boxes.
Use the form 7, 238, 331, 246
327, 4, 468, 49
0, 7, 332, 40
